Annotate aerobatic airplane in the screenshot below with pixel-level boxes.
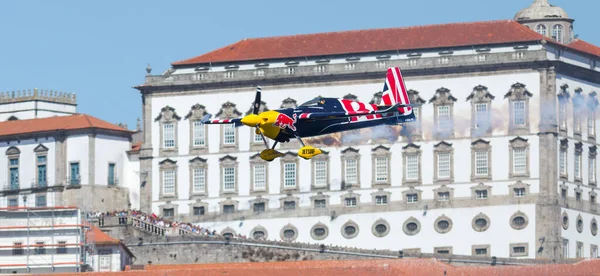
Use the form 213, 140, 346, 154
201, 67, 417, 161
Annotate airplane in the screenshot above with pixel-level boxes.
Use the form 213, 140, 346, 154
201, 67, 418, 161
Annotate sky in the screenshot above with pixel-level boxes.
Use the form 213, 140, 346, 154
0, 0, 597, 129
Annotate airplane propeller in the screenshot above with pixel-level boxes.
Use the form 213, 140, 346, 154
241, 86, 271, 148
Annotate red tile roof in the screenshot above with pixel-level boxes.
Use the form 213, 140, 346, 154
172, 20, 545, 65
131, 142, 142, 151
86, 226, 121, 245
568, 39, 600, 57
39, 258, 600, 276
172, 20, 600, 66
0, 114, 133, 137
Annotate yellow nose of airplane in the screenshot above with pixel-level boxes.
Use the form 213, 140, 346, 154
241, 114, 262, 126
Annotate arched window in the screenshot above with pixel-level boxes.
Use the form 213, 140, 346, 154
536, 24, 547, 36
553, 24, 564, 43
7, 116, 18, 121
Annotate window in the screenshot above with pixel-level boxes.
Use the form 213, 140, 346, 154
108, 163, 116, 185
314, 161, 327, 187
375, 157, 388, 183
315, 65, 326, 73
70, 162, 80, 185
513, 101, 525, 126
284, 163, 296, 187
514, 188, 526, 197
35, 195, 46, 207
513, 148, 526, 174
563, 239, 569, 258
13, 243, 23, 255
162, 170, 175, 195
592, 245, 598, 258
406, 194, 418, 203
575, 152, 582, 179
438, 192, 450, 201
559, 101, 567, 129
475, 248, 488, 255
437, 152, 450, 179
345, 197, 357, 207
8, 198, 17, 207
375, 195, 387, 205
37, 155, 47, 187
223, 205, 234, 214
223, 124, 235, 145
437, 105, 451, 132
560, 149, 567, 176
475, 150, 488, 176
223, 167, 235, 191
224, 71, 234, 79
406, 155, 419, 180
193, 206, 205, 216
536, 24, 547, 36
253, 132, 263, 143
192, 121, 205, 146
577, 242, 583, 258
590, 157, 597, 184
314, 199, 326, 208
286, 67, 295, 75
476, 190, 488, 199
553, 24, 563, 43
193, 168, 205, 193
284, 201, 296, 210
253, 202, 265, 213
345, 159, 358, 184
57, 241, 67, 254
253, 164, 266, 190
35, 242, 45, 255
163, 208, 174, 217
9, 157, 19, 190
162, 123, 175, 148
345, 63, 355, 71
474, 103, 488, 129
589, 112, 596, 136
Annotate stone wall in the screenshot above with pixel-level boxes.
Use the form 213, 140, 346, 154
97, 221, 578, 267
62, 185, 130, 213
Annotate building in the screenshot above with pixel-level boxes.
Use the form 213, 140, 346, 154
84, 226, 134, 272
134, 0, 600, 260
0, 206, 84, 274
0, 88, 77, 121
0, 89, 142, 212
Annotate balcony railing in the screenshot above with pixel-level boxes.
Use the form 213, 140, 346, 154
67, 176, 81, 186
107, 177, 119, 186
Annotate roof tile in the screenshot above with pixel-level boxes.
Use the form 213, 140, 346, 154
172, 20, 545, 65
0, 114, 132, 137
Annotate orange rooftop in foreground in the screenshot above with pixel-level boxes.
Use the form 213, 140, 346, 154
29, 258, 600, 276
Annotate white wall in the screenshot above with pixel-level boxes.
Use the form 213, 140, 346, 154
191, 204, 537, 258
561, 208, 599, 258
0, 101, 76, 121
66, 135, 89, 184
0, 138, 56, 190
123, 154, 140, 210
150, 71, 541, 156
94, 135, 130, 186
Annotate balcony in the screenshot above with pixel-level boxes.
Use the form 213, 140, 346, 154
2, 182, 20, 193
107, 177, 119, 186
67, 176, 81, 186
31, 178, 48, 189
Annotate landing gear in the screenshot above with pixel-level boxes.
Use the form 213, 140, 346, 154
295, 135, 322, 160
257, 126, 283, 162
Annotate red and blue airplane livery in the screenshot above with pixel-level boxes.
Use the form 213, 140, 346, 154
202, 67, 417, 161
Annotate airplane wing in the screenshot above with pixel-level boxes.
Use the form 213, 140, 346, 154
297, 103, 414, 120
200, 114, 243, 127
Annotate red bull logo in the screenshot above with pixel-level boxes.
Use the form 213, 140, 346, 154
273, 113, 297, 132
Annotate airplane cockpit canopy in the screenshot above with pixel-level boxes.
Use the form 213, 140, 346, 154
299, 97, 326, 107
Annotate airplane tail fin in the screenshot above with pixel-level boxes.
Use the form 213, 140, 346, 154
381, 67, 413, 115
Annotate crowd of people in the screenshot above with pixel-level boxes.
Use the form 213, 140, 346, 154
88, 209, 249, 240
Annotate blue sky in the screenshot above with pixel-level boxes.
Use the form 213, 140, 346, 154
0, 0, 597, 129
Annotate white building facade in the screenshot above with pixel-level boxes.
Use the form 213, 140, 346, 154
0, 112, 140, 212
0, 88, 77, 121
0, 206, 83, 274
135, 0, 600, 260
